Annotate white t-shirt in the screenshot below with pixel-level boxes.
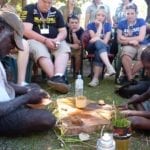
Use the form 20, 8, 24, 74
0, 61, 15, 102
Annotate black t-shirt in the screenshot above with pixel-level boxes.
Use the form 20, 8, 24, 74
66, 26, 84, 44
20, 3, 65, 38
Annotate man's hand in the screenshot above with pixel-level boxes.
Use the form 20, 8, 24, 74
90, 36, 101, 43
118, 94, 140, 110
71, 27, 80, 33
120, 110, 133, 117
27, 88, 50, 104
118, 103, 128, 110
95, 20, 102, 28
129, 94, 140, 102
25, 83, 41, 92
128, 40, 139, 46
70, 43, 80, 49
45, 38, 56, 52
120, 36, 126, 40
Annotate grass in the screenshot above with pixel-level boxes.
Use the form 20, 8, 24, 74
0, 61, 149, 150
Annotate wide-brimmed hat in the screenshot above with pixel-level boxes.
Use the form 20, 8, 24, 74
0, 11, 24, 50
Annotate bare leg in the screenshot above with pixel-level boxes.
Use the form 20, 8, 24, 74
47, 53, 69, 94
93, 65, 103, 79
134, 103, 145, 110
100, 52, 115, 75
38, 57, 54, 78
17, 40, 29, 85
132, 61, 143, 77
128, 116, 150, 130
122, 55, 133, 81
88, 65, 102, 87
100, 52, 112, 68
0, 108, 56, 136
54, 53, 69, 75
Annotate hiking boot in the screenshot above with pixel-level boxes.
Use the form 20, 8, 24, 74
88, 78, 99, 87
47, 75, 69, 94
106, 66, 116, 76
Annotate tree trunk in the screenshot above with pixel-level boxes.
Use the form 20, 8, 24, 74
22, 0, 27, 8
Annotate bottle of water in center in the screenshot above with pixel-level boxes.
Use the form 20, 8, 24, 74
75, 74, 83, 96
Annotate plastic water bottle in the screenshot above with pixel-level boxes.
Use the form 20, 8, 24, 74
97, 132, 116, 150
75, 74, 83, 96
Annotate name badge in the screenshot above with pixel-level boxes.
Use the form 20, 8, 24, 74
40, 28, 49, 34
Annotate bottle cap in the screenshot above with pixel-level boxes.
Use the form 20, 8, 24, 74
77, 74, 82, 79
99, 133, 114, 148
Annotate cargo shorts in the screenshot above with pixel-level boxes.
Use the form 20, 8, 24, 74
28, 39, 71, 62
120, 45, 146, 60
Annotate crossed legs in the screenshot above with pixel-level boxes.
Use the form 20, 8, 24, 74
0, 108, 56, 136
122, 54, 143, 81
17, 39, 29, 85
121, 45, 144, 81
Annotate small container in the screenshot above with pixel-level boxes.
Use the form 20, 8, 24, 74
97, 133, 115, 150
75, 96, 87, 109
114, 135, 130, 150
55, 41, 60, 47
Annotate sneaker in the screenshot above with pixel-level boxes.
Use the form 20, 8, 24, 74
116, 75, 128, 85
88, 78, 99, 87
106, 66, 116, 76
47, 75, 69, 94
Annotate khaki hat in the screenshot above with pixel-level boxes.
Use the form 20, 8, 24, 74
0, 11, 24, 50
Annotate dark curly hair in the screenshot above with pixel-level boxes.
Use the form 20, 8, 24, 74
141, 46, 150, 62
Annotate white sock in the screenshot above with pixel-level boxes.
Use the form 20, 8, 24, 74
19, 81, 28, 86
55, 73, 63, 76
92, 78, 99, 82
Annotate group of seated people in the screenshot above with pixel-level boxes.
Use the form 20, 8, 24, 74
0, 0, 149, 136
1, 0, 150, 90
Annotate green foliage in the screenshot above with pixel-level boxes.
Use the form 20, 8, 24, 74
112, 111, 131, 128
112, 118, 131, 128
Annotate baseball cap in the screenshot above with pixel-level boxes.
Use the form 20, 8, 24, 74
0, 11, 24, 50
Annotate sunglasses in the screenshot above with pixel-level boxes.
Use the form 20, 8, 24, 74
126, 3, 137, 12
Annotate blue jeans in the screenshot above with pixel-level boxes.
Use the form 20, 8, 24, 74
87, 40, 109, 67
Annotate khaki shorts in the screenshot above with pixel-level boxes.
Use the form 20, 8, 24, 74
120, 45, 146, 60
28, 39, 71, 62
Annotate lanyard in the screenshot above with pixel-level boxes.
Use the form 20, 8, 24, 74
37, 6, 51, 28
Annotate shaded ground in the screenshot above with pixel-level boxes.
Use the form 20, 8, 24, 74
0, 60, 149, 150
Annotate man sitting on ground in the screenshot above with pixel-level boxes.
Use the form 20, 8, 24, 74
0, 11, 56, 136
120, 46, 150, 130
